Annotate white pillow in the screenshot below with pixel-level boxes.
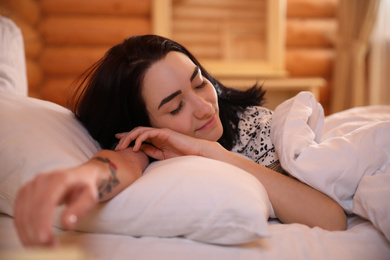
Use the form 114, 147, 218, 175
0, 92, 271, 245
68, 156, 271, 245
0, 17, 28, 96
0, 92, 100, 215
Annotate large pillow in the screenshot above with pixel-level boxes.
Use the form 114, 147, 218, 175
0, 92, 100, 215
0, 92, 271, 245
0, 16, 28, 96
63, 155, 271, 245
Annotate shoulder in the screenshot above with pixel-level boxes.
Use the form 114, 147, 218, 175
238, 106, 273, 118
236, 106, 273, 132
232, 106, 278, 166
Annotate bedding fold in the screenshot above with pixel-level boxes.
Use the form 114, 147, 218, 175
271, 92, 390, 239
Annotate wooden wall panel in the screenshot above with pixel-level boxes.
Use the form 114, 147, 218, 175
286, 0, 338, 113
40, 16, 150, 45
287, 0, 338, 18
171, 1, 267, 62
26, 59, 42, 92
40, 47, 108, 75
40, 77, 75, 105
19, 21, 42, 59
39, 0, 150, 16
286, 19, 336, 47
285, 49, 334, 77
0, 0, 40, 25
36, 0, 152, 106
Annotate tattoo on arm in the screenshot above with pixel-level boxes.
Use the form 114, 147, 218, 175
92, 157, 120, 199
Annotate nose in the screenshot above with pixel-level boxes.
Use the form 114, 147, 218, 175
192, 94, 213, 119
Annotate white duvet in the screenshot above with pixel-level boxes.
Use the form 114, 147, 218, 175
271, 92, 390, 241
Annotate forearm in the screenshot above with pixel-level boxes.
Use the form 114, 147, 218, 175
86, 148, 149, 202
201, 142, 347, 231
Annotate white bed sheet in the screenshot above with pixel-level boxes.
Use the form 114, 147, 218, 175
1, 214, 389, 260
271, 92, 390, 241
271, 91, 390, 213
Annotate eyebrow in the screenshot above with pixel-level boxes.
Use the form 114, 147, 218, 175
157, 66, 200, 110
158, 90, 182, 110
190, 66, 200, 82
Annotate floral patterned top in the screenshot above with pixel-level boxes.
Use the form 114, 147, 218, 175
231, 106, 284, 174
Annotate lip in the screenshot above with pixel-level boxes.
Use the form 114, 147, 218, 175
197, 115, 217, 131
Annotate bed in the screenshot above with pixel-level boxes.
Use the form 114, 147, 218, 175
1, 16, 390, 260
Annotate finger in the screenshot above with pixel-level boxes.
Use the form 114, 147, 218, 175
115, 132, 128, 138
116, 127, 157, 150
132, 129, 163, 152
117, 127, 144, 150
14, 185, 34, 246
115, 136, 130, 150
115, 131, 138, 150
14, 178, 58, 247
140, 144, 164, 160
60, 188, 98, 230
116, 128, 148, 151
133, 134, 147, 152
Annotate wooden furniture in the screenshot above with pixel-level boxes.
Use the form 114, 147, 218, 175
152, 0, 287, 78
152, 0, 324, 110
220, 77, 325, 110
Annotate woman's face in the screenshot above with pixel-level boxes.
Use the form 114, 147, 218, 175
142, 51, 223, 142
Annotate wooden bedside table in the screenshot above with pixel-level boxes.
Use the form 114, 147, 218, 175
220, 77, 326, 110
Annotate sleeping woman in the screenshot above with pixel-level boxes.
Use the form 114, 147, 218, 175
14, 34, 347, 247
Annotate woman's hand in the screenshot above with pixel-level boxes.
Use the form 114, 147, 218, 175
14, 164, 100, 247
115, 127, 209, 160
13, 148, 148, 247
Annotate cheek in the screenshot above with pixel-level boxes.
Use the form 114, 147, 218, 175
148, 114, 160, 128
150, 114, 194, 136
206, 83, 218, 105
172, 113, 193, 134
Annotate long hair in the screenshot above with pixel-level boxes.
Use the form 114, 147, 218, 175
69, 35, 266, 150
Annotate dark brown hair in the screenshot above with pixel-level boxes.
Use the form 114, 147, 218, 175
69, 35, 266, 150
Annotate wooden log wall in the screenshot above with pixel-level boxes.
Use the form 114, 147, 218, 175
1, 0, 338, 112
286, 0, 338, 113
38, 0, 151, 105
171, 0, 268, 61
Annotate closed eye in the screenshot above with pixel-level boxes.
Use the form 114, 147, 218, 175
195, 81, 207, 90
170, 101, 183, 115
